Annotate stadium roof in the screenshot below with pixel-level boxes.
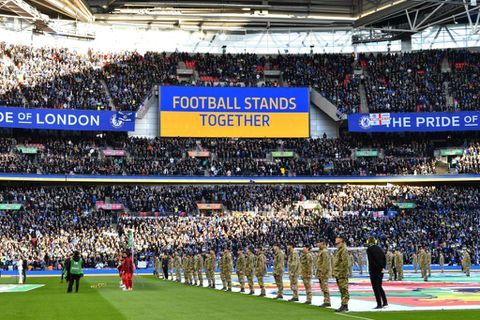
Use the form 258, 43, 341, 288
0, 0, 479, 41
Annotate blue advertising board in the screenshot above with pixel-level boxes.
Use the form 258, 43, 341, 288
0, 107, 135, 132
349, 112, 480, 132
159, 86, 309, 138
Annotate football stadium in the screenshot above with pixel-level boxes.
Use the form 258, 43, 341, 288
1, 0, 480, 319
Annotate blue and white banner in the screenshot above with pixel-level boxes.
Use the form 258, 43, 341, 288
349, 112, 480, 132
0, 107, 135, 132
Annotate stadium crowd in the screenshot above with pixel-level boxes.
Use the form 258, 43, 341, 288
4, 41, 480, 113
0, 134, 444, 176
0, 184, 477, 270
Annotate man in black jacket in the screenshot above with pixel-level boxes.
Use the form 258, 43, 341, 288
366, 236, 388, 309
161, 254, 169, 279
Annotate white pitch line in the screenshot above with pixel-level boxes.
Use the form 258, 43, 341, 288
337, 313, 376, 320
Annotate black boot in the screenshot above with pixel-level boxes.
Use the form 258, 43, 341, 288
335, 305, 349, 312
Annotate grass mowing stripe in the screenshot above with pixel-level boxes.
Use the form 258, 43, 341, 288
93, 275, 345, 320
2, 276, 480, 320
0, 276, 127, 320
337, 313, 375, 320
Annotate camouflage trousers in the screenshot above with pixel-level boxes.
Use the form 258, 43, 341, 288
237, 272, 245, 289
175, 269, 182, 282
336, 277, 350, 305
302, 276, 312, 302
464, 266, 471, 276
388, 267, 393, 280
413, 263, 418, 273
194, 271, 203, 285
185, 271, 193, 284
420, 267, 428, 280
246, 274, 254, 292
220, 271, 231, 289
440, 264, 444, 273
273, 273, 283, 295
206, 270, 215, 287
318, 276, 330, 303
256, 274, 265, 294
396, 267, 403, 281
289, 274, 298, 299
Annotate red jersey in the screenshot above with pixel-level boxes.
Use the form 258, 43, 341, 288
122, 256, 134, 274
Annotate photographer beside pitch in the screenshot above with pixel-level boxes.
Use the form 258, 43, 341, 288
65, 251, 84, 293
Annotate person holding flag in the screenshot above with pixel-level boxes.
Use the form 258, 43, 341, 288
122, 229, 135, 291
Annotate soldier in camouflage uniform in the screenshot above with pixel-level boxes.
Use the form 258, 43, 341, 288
169, 253, 174, 279
412, 253, 418, 273
205, 249, 216, 288
386, 249, 394, 281
439, 251, 445, 273
287, 243, 300, 302
173, 251, 182, 283
394, 248, 403, 281
273, 244, 285, 299
246, 247, 256, 295
358, 251, 364, 275
333, 236, 350, 313
184, 253, 193, 285
300, 245, 313, 304
462, 249, 471, 277
316, 240, 331, 307
220, 248, 233, 291
194, 252, 204, 286
255, 246, 267, 297
347, 252, 353, 278
236, 249, 246, 293
418, 247, 429, 281
427, 250, 432, 277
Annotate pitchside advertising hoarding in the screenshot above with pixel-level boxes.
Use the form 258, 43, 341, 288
349, 112, 480, 132
0, 107, 135, 132
159, 86, 309, 138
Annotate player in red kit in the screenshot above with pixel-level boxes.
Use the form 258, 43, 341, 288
117, 252, 125, 289
122, 250, 134, 291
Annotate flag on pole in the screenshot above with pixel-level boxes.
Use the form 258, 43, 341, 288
127, 229, 134, 249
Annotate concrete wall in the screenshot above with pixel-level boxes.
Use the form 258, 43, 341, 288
310, 105, 340, 138
129, 96, 159, 138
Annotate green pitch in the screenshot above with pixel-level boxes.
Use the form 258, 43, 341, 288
0, 276, 479, 320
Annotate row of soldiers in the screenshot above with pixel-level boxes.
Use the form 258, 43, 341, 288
386, 247, 472, 282
165, 237, 351, 312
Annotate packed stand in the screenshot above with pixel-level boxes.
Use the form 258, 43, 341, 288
0, 134, 443, 176
0, 184, 477, 270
